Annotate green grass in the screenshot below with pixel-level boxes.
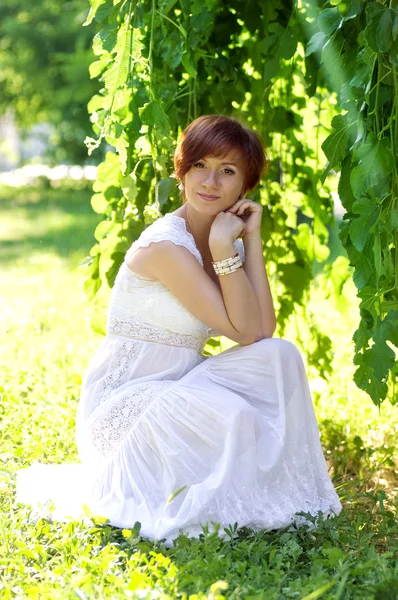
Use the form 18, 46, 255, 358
0, 184, 397, 599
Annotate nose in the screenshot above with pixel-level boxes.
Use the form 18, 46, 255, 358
203, 170, 219, 189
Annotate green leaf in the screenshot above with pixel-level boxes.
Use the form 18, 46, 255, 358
376, 8, 394, 53
165, 485, 187, 506
338, 157, 355, 211
321, 34, 345, 78
382, 311, 398, 347
364, 3, 388, 52
393, 10, 398, 40
83, 253, 102, 301
351, 249, 375, 289
181, 51, 197, 78
91, 193, 109, 214
321, 114, 354, 174
366, 319, 396, 380
113, 135, 129, 175
277, 27, 297, 60
390, 37, 398, 67
357, 285, 377, 313
351, 64, 371, 90
105, 251, 125, 288
318, 7, 341, 36
94, 219, 114, 241
103, 22, 137, 94
263, 56, 280, 84
139, 101, 170, 136
301, 581, 338, 600
350, 135, 393, 199
349, 213, 377, 252
353, 321, 373, 352
121, 173, 138, 204
342, 0, 363, 22
157, 177, 176, 208
305, 31, 327, 57
83, 0, 107, 26
89, 54, 111, 79
354, 364, 388, 404
93, 26, 117, 56
94, 152, 121, 192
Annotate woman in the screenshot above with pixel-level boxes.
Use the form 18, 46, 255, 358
17, 115, 341, 545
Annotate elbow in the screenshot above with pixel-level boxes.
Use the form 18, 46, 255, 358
241, 322, 276, 346
235, 316, 277, 346
261, 316, 276, 340
262, 322, 276, 339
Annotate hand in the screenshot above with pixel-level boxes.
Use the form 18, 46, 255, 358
226, 199, 262, 237
209, 210, 246, 248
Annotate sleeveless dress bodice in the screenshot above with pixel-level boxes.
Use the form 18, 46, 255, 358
107, 213, 244, 352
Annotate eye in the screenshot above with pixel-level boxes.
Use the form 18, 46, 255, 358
193, 162, 205, 168
223, 168, 235, 175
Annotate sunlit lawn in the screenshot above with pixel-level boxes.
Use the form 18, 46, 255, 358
0, 183, 397, 599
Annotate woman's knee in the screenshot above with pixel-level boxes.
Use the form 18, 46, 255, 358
256, 336, 302, 361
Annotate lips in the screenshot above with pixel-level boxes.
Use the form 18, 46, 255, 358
198, 192, 220, 201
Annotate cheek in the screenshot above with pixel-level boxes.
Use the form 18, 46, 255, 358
185, 171, 198, 187
225, 176, 241, 190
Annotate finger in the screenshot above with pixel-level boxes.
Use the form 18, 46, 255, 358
236, 203, 255, 215
227, 199, 248, 212
237, 202, 262, 215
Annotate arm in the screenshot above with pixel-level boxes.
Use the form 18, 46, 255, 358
242, 233, 276, 338
209, 239, 264, 343
127, 239, 263, 346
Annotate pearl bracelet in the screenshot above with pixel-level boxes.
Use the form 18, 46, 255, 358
212, 253, 241, 269
215, 263, 243, 276
212, 253, 243, 276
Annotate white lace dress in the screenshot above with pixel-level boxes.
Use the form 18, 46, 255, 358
17, 213, 342, 545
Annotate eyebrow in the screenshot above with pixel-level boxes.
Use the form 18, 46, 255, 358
201, 160, 239, 166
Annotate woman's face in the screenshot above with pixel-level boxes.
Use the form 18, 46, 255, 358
182, 150, 246, 214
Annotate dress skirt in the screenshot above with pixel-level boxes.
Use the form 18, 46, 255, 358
17, 337, 342, 546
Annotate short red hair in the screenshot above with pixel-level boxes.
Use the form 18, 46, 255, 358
173, 115, 268, 194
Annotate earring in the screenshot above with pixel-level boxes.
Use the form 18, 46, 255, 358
178, 182, 184, 191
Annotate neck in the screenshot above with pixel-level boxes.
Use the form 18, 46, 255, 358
183, 203, 216, 253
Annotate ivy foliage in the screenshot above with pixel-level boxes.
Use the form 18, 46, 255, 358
304, 0, 398, 404
83, 0, 397, 406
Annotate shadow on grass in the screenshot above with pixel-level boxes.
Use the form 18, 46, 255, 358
0, 184, 102, 265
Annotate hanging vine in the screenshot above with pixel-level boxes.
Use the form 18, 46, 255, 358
303, 0, 398, 404
82, 0, 397, 406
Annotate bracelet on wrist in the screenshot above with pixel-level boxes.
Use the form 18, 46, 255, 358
216, 264, 243, 276
212, 253, 240, 269
212, 253, 243, 276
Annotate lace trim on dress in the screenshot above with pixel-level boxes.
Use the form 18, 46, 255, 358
95, 341, 141, 407
90, 382, 168, 459
124, 213, 245, 269
108, 315, 209, 352
125, 214, 203, 266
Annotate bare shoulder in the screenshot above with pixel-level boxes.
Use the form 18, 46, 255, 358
126, 238, 198, 281
127, 238, 250, 344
